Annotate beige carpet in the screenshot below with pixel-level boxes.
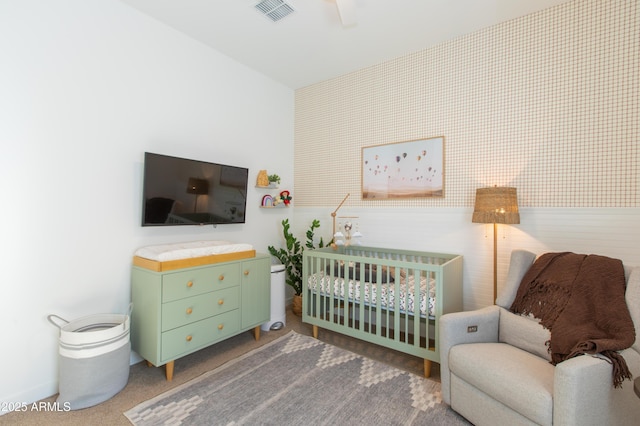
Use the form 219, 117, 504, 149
1, 307, 437, 425
124, 331, 464, 425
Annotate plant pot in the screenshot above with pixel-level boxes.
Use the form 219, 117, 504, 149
292, 294, 302, 316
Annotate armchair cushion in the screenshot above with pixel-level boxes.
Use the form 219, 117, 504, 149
438, 305, 500, 405
449, 342, 554, 426
496, 249, 537, 308
499, 308, 551, 361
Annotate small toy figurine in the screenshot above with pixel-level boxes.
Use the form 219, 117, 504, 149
279, 190, 292, 206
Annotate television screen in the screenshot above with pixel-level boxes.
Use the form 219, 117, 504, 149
142, 152, 248, 226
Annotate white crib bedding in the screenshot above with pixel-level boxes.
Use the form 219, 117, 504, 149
307, 271, 436, 318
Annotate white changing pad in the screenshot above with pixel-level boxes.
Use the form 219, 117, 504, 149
134, 240, 254, 262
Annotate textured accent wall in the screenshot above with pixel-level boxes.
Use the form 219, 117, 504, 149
294, 0, 639, 209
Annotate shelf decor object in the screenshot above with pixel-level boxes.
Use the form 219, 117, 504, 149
256, 171, 280, 189
472, 186, 520, 303
278, 190, 291, 205
256, 170, 269, 187
260, 191, 291, 208
268, 174, 281, 188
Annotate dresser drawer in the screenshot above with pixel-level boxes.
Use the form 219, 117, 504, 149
161, 287, 240, 331
161, 310, 240, 362
162, 263, 241, 302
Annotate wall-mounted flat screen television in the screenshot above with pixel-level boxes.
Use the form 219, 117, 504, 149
142, 152, 248, 226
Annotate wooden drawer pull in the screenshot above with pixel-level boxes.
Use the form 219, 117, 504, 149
217, 324, 224, 330
186, 308, 193, 315
218, 274, 225, 281
218, 299, 224, 305
186, 335, 193, 342
244, 270, 249, 276
187, 281, 193, 288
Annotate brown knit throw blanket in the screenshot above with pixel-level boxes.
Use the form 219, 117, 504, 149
510, 252, 635, 388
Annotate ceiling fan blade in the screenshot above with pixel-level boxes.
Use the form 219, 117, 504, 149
335, 0, 357, 27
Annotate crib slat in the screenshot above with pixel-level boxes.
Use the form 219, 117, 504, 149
413, 268, 421, 348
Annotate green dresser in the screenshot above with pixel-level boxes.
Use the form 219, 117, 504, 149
131, 254, 270, 380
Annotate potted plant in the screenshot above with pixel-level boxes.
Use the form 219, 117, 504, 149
268, 174, 281, 188
268, 219, 327, 316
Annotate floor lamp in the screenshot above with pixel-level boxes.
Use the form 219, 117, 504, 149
187, 178, 209, 213
472, 186, 520, 303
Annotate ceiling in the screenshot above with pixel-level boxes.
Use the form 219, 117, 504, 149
120, 0, 572, 89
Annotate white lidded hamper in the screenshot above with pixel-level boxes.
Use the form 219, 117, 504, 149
261, 263, 286, 331
48, 305, 131, 410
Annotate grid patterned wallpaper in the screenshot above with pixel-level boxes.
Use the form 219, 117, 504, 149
294, 0, 639, 208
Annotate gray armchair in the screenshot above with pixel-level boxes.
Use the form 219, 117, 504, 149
439, 250, 640, 425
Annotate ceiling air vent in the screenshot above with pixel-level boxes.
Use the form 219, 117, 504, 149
255, 0, 295, 22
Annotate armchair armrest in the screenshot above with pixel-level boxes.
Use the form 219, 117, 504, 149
439, 305, 500, 405
554, 348, 640, 426
440, 305, 501, 346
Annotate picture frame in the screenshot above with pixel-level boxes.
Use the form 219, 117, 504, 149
361, 136, 444, 199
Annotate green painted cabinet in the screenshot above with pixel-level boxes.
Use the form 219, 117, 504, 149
131, 254, 270, 380
241, 255, 271, 329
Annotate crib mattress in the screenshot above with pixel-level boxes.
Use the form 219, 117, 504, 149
133, 241, 255, 271
307, 272, 436, 318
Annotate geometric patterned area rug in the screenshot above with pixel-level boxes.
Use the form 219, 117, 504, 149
125, 331, 470, 425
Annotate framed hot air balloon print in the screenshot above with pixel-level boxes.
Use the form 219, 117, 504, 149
361, 136, 444, 200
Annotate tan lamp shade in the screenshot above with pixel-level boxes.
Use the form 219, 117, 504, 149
472, 187, 520, 225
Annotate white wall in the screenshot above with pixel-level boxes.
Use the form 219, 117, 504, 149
0, 0, 293, 406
